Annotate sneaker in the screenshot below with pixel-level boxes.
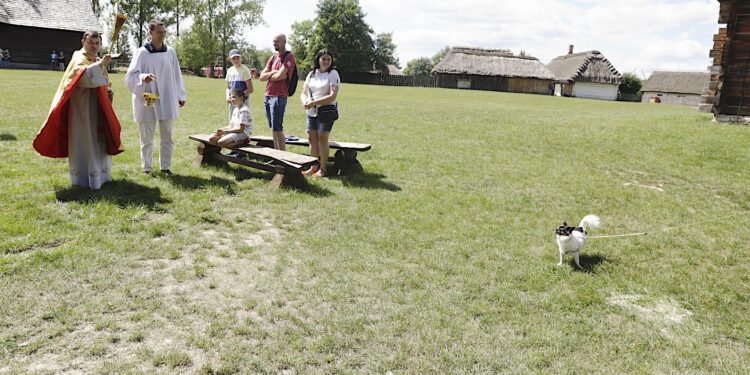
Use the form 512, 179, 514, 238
160, 169, 173, 175
286, 135, 299, 142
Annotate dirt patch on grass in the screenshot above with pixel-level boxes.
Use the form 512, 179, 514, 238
608, 293, 692, 324
2, 209, 293, 373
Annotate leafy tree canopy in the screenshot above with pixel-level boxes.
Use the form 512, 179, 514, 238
619, 72, 643, 94
403, 57, 432, 76
291, 0, 399, 73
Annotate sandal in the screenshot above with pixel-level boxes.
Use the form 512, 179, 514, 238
312, 170, 326, 178
302, 166, 319, 176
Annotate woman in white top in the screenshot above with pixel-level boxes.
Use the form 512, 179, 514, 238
300, 49, 340, 177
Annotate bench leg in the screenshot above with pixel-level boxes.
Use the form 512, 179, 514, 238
194, 142, 223, 167
333, 149, 362, 176
269, 170, 306, 189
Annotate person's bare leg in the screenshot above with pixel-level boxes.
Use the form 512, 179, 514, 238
315, 131, 330, 176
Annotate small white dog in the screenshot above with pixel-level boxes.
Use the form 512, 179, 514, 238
554, 214, 601, 268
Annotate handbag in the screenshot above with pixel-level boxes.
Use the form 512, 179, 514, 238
308, 77, 339, 123
317, 104, 339, 123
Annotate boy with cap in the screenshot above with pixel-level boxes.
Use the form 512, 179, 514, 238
225, 49, 254, 119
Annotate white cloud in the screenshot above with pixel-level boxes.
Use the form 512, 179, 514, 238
244, 0, 720, 75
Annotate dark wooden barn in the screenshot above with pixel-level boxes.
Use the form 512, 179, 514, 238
0, 0, 101, 69
700, 0, 750, 121
431, 47, 556, 95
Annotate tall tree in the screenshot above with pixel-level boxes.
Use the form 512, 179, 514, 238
113, 0, 166, 47
192, 0, 264, 74
289, 19, 315, 70
175, 19, 216, 74
308, 0, 374, 72
372, 32, 399, 73
91, 0, 102, 17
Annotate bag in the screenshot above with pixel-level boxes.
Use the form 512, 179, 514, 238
282, 51, 298, 96
317, 104, 339, 123
308, 75, 339, 123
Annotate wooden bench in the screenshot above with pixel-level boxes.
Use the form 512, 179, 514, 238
189, 134, 318, 188
249, 135, 372, 176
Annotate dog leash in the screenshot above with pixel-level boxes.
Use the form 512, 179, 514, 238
588, 211, 749, 240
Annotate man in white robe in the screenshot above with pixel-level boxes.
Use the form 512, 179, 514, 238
125, 19, 186, 175
34, 30, 123, 190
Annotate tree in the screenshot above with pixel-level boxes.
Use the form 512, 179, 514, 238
372, 32, 399, 73
91, 0, 103, 17
619, 72, 643, 94
289, 19, 315, 70
403, 57, 432, 76
113, 0, 166, 47
191, 0, 265, 74
308, 0, 375, 72
234, 42, 274, 71
175, 20, 216, 74
431, 45, 450, 66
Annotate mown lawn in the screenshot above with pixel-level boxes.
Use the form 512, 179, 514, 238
1, 69, 749, 373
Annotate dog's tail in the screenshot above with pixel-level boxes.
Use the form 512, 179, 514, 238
578, 214, 601, 231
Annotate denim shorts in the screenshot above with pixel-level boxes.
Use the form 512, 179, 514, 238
306, 115, 334, 133
264, 96, 287, 131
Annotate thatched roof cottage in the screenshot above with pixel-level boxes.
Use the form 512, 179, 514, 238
0, 0, 101, 68
431, 47, 556, 95
547, 47, 622, 100
642, 71, 710, 106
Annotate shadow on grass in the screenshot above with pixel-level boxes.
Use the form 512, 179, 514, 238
55, 180, 170, 209
1, 133, 18, 141
158, 172, 236, 193
573, 254, 607, 273
209, 162, 334, 197
336, 171, 401, 191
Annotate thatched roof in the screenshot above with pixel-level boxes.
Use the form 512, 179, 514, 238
642, 71, 710, 95
0, 0, 100, 32
432, 47, 556, 80
547, 50, 621, 84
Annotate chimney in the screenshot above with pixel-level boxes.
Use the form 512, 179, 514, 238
568, 45, 574, 54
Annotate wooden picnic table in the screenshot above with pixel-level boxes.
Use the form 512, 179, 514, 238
189, 134, 318, 188
249, 135, 372, 175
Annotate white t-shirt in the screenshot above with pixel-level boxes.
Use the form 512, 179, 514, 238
230, 103, 253, 137
305, 69, 340, 117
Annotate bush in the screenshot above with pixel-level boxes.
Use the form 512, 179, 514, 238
619, 72, 643, 94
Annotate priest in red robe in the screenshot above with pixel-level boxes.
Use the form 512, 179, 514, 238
33, 30, 123, 190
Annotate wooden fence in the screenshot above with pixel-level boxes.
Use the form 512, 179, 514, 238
340, 72, 437, 88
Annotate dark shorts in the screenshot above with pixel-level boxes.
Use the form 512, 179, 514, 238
306, 115, 334, 133
264, 96, 287, 132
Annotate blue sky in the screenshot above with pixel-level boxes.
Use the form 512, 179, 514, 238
246, 0, 720, 77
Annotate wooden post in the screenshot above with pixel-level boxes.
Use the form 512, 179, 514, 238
193, 142, 222, 167
333, 149, 362, 175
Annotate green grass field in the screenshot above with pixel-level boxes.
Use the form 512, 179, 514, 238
1, 69, 749, 373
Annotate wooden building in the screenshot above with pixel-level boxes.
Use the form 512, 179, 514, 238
546, 47, 622, 100
700, 0, 750, 120
431, 47, 556, 95
642, 71, 710, 106
0, 0, 100, 69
